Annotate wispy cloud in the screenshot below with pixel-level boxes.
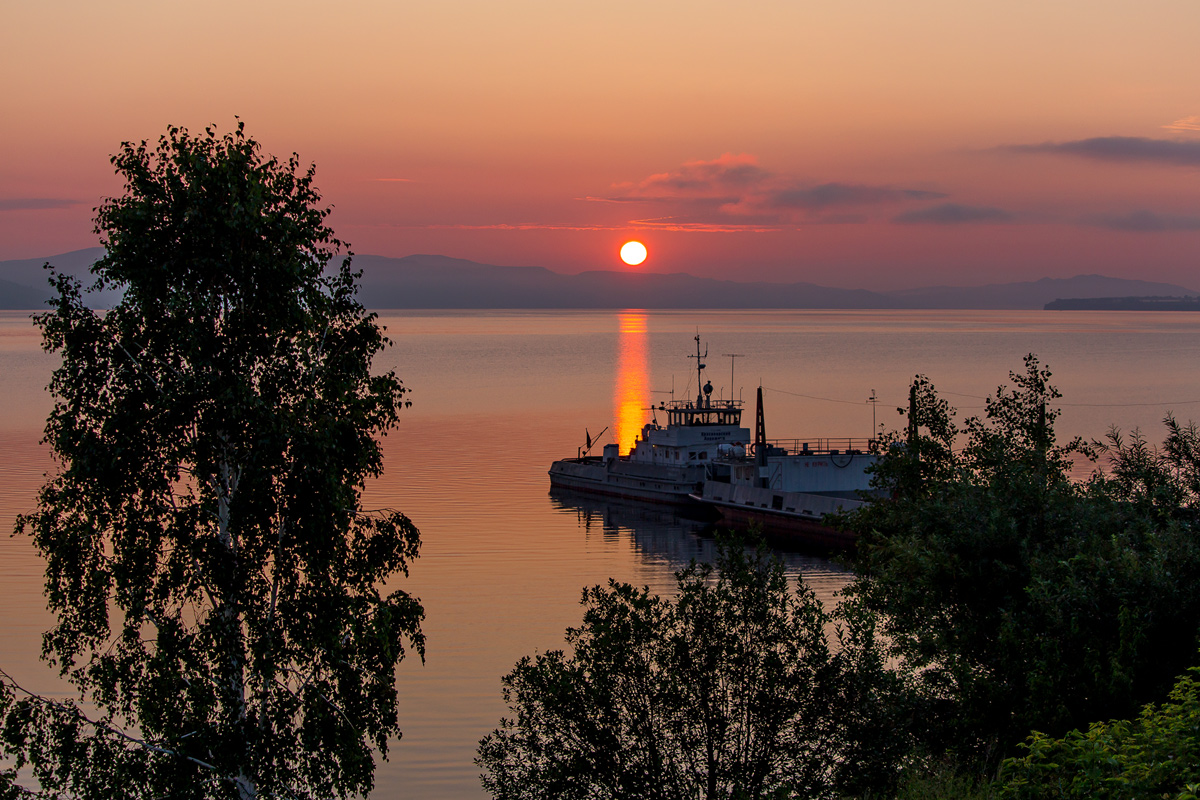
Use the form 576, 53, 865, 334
578, 196, 644, 204
893, 203, 1014, 225
1087, 210, 1200, 232
360, 222, 636, 232
770, 184, 945, 210
627, 216, 782, 233
599, 155, 950, 230
1005, 136, 1200, 166
0, 198, 82, 211
1163, 116, 1200, 134
618, 153, 771, 197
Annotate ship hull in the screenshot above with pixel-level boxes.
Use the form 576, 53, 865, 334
694, 482, 867, 551
548, 457, 708, 506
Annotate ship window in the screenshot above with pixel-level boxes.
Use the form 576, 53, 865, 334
689, 452, 696, 460
698, 451, 707, 460
772, 495, 783, 510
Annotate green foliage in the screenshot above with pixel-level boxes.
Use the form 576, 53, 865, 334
891, 766, 996, 800
0, 122, 422, 799
844, 355, 1200, 767
477, 539, 906, 800
997, 664, 1200, 799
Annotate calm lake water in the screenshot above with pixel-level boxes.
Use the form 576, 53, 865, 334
3, 308, 1200, 797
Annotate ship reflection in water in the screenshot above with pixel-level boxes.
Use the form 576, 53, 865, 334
549, 486, 720, 568
547, 486, 854, 599
615, 310, 649, 456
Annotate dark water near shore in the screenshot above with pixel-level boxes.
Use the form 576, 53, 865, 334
3, 308, 1200, 797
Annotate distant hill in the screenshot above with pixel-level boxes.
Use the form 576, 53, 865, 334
354, 255, 1200, 310
0, 248, 106, 287
352, 254, 890, 309
3, 249, 1197, 311
0, 248, 118, 310
0, 278, 46, 309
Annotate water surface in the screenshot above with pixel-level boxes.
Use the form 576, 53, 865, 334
3, 308, 1199, 797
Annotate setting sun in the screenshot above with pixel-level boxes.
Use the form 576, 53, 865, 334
620, 241, 647, 266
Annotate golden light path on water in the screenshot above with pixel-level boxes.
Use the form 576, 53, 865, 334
614, 311, 649, 454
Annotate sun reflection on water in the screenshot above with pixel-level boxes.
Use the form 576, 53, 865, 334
615, 311, 649, 455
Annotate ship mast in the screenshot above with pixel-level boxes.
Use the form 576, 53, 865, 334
688, 333, 707, 407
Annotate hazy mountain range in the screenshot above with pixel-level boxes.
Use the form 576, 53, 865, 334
2, 248, 1196, 311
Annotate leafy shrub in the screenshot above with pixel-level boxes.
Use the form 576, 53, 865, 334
477, 539, 907, 800
998, 664, 1200, 799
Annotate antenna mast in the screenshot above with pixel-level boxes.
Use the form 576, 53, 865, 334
652, 375, 676, 404
867, 389, 878, 442
723, 353, 744, 402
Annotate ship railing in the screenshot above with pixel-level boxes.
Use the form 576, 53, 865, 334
651, 399, 744, 411
765, 437, 877, 456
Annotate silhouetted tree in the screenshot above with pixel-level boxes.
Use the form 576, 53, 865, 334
0, 122, 422, 799
845, 356, 1200, 769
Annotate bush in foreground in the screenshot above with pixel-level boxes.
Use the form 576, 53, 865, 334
997, 662, 1200, 800
477, 539, 906, 800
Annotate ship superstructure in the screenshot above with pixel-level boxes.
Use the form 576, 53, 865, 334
549, 335, 750, 504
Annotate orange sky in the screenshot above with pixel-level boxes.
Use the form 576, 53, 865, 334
3, 0, 1199, 290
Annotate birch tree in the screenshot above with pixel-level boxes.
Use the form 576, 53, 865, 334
0, 122, 422, 799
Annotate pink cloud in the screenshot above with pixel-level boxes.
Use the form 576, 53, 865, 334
1163, 116, 1200, 134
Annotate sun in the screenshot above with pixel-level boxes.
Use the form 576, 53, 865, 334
620, 241, 648, 266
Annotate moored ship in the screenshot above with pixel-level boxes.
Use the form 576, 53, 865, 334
549, 334, 880, 544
